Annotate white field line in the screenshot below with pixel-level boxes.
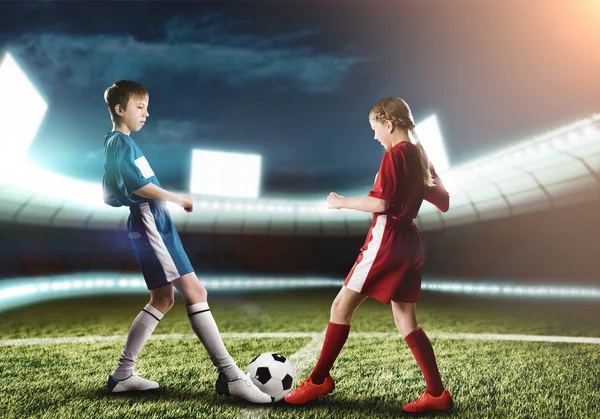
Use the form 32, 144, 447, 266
1, 331, 600, 347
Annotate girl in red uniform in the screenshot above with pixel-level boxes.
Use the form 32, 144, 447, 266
284, 97, 452, 413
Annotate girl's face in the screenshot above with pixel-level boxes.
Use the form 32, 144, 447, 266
370, 118, 393, 151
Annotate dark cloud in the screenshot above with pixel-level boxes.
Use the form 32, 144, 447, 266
144, 119, 217, 145
8, 15, 365, 94
2, 1, 598, 197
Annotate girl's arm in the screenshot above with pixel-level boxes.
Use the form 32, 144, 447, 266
424, 165, 450, 212
327, 192, 390, 213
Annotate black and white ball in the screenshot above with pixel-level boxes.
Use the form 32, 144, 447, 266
246, 352, 295, 402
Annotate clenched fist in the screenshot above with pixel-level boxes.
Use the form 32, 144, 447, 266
327, 192, 344, 209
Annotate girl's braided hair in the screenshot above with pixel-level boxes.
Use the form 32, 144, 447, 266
369, 97, 434, 187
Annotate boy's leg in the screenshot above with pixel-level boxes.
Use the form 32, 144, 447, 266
172, 273, 237, 379
107, 284, 174, 392
172, 272, 270, 403
284, 287, 367, 404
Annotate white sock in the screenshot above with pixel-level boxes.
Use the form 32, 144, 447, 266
112, 304, 163, 380
187, 302, 238, 381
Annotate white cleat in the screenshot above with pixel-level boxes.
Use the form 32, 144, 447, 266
107, 373, 159, 393
216, 371, 272, 403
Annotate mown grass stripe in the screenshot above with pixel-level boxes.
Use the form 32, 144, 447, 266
1, 331, 599, 347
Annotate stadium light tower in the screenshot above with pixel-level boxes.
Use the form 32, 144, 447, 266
190, 149, 262, 198
415, 114, 449, 172
0, 51, 102, 205
0, 52, 48, 172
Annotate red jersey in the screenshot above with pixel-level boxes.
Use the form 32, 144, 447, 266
368, 141, 449, 218
344, 141, 449, 304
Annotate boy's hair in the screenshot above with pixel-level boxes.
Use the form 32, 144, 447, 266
104, 80, 148, 120
369, 97, 435, 188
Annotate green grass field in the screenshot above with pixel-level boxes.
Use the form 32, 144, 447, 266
1, 289, 600, 418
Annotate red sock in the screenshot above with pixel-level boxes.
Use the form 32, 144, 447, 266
404, 327, 444, 397
310, 322, 350, 384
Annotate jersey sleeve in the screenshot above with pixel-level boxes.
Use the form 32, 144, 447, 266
368, 151, 402, 203
107, 136, 151, 201
102, 174, 122, 207
424, 162, 450, 212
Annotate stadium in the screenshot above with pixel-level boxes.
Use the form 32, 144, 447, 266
1, 2, 600, 418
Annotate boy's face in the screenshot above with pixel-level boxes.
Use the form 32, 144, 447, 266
116, 95, 149, 132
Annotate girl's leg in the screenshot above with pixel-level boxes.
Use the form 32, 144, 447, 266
285, 287, 367, 404
392, 301, 443, 396
310, 287, 368, 383
392, 301, 452, 412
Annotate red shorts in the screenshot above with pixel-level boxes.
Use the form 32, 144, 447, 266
344, 214, 423, 304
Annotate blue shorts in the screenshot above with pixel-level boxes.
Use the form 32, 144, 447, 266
127, 201, 194, 290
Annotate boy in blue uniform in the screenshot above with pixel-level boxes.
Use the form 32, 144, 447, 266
102, 80, 270, 403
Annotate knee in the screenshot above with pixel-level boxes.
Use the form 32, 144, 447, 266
393, 312, 418, 338
183, 280, 208, 305
330, 299, 351, 324
330, 297, 342, 317
392, 311, 403, 327
175, 273, 209, 304
197, 283, 208, 301
394, 315, 418, 338
398, 323, 419, 339
150, 294, 175, 314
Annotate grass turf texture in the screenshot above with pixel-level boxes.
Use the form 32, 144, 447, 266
1, 290, 600, 418
0, 338, 309, 419
2, 289, 600, 338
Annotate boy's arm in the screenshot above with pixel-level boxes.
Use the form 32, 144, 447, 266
134, 183, 194, 212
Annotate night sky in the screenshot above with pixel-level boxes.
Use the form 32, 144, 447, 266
1, 1, 599, 197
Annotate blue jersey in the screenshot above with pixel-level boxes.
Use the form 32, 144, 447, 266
102, 131, 161, 207
102, 131, 193, 289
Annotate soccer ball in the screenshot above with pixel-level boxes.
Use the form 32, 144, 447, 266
246, 352, 295, 402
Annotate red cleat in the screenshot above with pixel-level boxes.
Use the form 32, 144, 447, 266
402, 389, 453, 413
284, 375, 335, 404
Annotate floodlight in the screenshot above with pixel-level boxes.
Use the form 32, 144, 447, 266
190, 149, 262, 198
0, 53, 47, 170
415, 114, 449, 172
